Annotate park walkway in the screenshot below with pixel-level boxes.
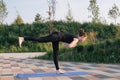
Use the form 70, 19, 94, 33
0, 53, 120, 80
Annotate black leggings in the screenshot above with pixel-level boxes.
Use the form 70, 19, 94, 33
24, 33, 62, 70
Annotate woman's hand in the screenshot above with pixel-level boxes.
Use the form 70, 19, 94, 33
79, 36, 87, 42
63, 43, 69, 47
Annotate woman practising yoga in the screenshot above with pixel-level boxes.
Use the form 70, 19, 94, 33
18, 29, 87, 74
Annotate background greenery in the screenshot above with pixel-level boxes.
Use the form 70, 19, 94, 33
0, 21, 120, 63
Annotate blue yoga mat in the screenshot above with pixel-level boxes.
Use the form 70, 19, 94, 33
17, 71, 89, 78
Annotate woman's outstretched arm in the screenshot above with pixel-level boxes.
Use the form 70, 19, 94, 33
63, 38, 79, 48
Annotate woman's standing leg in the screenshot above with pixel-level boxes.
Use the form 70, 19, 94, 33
52, 41, 64, 74
52, 41, 59, 70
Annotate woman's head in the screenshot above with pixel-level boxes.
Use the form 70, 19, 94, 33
79, 29, 86, 36
78, 29, 87, 42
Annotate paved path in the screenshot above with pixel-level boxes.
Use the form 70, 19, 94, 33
0, 52, 46, 58
0, 53, 120, 80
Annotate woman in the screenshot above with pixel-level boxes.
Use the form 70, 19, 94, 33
18, 29, 87, 74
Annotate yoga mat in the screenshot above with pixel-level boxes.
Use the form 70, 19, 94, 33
17, 71, 89, 78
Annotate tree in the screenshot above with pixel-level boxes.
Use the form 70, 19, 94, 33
88, 0, 100, 23
13, 15, 24, 36
14, 15, 24, 24
47, 0, 57, 34
34, 13, 44, 23
65, 2, 74, 22
0, 0, 8, 24
108, 4, 120, 24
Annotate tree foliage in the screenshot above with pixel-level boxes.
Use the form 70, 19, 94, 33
14, 15, 24, 24
108, 4, 120, 24
0, 0, 8, 24
47, 0, 57, 34
34, 13, 44, 23
88, 0, 100, 23
66, 2, 74, 22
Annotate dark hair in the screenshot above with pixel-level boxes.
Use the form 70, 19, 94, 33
79, 29, 87, 37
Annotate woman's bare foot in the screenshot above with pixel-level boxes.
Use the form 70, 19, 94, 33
18, 37, 24, 47
56, 69, 65, 74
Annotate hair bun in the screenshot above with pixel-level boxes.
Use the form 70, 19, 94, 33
79, 29, 85, 36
